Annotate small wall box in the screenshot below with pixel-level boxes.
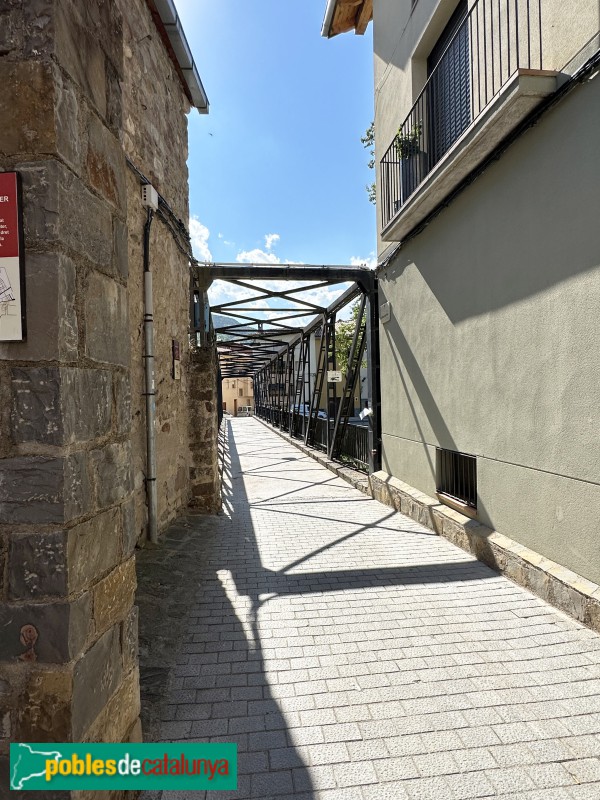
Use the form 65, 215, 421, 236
380, 301, 391, 324
141, 184, 159, 211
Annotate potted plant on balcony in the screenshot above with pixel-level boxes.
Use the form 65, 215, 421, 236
395, 122, 423, 206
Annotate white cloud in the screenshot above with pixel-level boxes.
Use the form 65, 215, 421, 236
189, 216, 212, 262
350, 255, 377, 269
208, 280, 263, 306
264, 233, 280, 251
236, 247, 280, 265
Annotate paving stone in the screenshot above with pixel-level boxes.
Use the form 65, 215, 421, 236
564, 757, 600, 782
362, 782, 410, 800
525, 761, 574, 788
136, 418, 600, 800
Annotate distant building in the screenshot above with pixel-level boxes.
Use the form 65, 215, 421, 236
222, 376, 254, 415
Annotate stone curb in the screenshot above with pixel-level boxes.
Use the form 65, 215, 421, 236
252, 416, 373, 496
369, 470, 600, 635
253, 417, 600, 635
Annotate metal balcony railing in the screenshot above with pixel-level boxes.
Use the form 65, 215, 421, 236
380, 0, 543, 230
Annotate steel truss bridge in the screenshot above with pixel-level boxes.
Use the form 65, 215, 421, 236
191, 263, 381, 473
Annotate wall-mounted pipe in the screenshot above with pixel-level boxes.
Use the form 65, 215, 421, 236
143, 207, 158, 544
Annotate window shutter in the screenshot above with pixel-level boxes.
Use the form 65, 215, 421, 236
427, 0, 471, 167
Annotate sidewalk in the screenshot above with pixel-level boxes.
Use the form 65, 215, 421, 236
138, 417, 600, 800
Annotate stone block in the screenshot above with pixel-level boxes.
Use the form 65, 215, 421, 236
86, 111, 126, 209
92, 557, 137, 637
54, 64, 81, 170
115, 372, 131, 435
68, 508, 121, 593
526, 566, 551, 603
1, 711, 9, 740
91, 441, 133, 509
61, 167, 114, 268
18, 159, 113, 268
550, 580, 586, 623
55, 0, 107, 117
430, 507, 445, 535
64, 451, 93, 521
0, 592, 90, 663
85, 272, 129, 366
0, 532, 6, 598
443, 517, 468, 546
82, 667, 140, 744
0, 252, 77, 363
417, 503, 432, 527
121, 606, 139, 673
19, 160, 60, 245
62, 368, 112, 443
68, 592, 93, 658
586, 598, 600, 633
0, 8, 23, 57
9, 530, 68, 600
22, 0, 55, 61
72, 626, 122, 739
503, 556, 527, 586
105, 59, 123, 135
113, 217, 128, 279
78, 0, 124, 79
15, 669, 73, 743
0, 456, 63, 524
127, 717, 143, 743
10, 367, 62, 445
121, 496, 137, 557
0, 60, 55, 155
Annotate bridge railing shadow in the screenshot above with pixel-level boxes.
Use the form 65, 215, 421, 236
138, 417, 495, 800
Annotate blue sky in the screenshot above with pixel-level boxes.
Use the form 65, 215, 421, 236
175, 0, 375, 274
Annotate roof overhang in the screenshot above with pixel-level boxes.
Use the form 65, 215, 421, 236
146, 0, 209, 113
321, 0, 373, 38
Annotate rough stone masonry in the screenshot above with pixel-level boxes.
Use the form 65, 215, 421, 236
0, 0, 219, 795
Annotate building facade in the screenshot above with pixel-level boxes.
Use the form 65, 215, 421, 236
222, 376, 254, 415
0, 0, 218, 784
324, 1, 600, 584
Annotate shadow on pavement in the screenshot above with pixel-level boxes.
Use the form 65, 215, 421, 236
137, 419, 495, 799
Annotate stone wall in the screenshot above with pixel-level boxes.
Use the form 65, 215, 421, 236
0, 0, 217, 787
189, 347, 221, 513
119, 0, 194, 540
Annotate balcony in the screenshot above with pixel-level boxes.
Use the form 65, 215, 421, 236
380, 0, 557, 241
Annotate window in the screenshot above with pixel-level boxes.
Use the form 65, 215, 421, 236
436, 448, 477, 510
239, 389, 243, 397
427, 0, 471, 167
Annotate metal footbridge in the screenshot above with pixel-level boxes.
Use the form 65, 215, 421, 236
191, 262, 381, 473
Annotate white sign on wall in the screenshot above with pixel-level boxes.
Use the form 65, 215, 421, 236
380, 301, 391, 324
0, 172, 25, 341
327, 370, 342, 383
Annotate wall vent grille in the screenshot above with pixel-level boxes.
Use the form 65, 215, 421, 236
436, 448, 477, 509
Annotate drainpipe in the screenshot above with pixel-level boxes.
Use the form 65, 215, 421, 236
142, 203, 158, 543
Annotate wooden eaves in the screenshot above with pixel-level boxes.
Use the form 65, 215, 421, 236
321, 0, 373, 38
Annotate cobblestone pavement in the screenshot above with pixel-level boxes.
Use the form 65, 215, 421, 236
140, 417, 600, 800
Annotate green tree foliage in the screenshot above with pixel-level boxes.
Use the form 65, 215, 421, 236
335, 301, 366, 376
361, 121, 376, 204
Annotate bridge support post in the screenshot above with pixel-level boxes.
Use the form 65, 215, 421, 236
366, 286, 382, 474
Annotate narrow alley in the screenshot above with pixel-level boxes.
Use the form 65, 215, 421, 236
138, 418, 600, 800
